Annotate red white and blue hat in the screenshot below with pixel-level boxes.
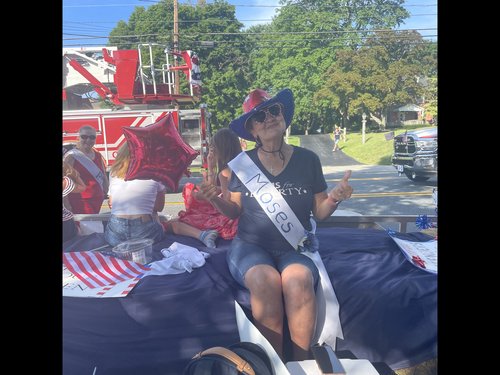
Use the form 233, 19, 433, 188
229, 88, 294, 141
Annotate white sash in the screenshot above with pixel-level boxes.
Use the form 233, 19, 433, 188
65, 149, 105, 192
228, 152, 306, 250
228, 151, 344, 346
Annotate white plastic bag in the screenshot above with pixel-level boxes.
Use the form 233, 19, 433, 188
145, 242, 210, 276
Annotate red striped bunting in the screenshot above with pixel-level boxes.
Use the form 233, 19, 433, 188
63, 251, 151, 289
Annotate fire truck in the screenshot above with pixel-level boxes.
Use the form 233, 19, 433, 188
63, 43, 211, 172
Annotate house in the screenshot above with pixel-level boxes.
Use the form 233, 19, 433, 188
388, 104, 426, 127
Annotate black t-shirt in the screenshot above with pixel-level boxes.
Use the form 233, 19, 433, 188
229, 146, 327, 251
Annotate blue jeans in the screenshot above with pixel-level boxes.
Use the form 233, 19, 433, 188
104, 215, 165, 247
227, 236, 319, 289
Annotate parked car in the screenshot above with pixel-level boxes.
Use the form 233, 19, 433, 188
391, 127, 437, 181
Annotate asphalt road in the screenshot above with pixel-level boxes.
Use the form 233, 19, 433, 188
101, 134, 437, 232
298, 134, 361, 167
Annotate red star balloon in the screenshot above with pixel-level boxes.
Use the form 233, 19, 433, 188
122, 113, 199, 192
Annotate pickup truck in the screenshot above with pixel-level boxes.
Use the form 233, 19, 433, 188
391, 127, 437, 181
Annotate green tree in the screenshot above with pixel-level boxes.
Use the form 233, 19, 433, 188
316, 30, 436, 130
104, 0, 436, 134
248, 0, 411, 134
423, 76, 437, 121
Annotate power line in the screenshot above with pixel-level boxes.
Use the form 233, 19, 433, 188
63, 39, 437, 49
169, 28, 438, 36
63, 13, 437, 26
63, 32, 437, 44
63, 2, 437, 46
63, 27, 437, 40
63, 2, 437, 9
64, 3, 146, 8
133, 1, 437, 9
220, 2, 437, 7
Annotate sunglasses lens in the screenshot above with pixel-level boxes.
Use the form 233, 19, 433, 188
253, 111, 267, 123
251, 104, 282, 123
268, 104, 281, 116
81, 135, 96, 140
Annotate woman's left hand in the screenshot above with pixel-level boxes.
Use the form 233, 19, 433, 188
328, 170, 353, 204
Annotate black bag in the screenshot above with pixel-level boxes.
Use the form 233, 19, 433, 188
183, 342, 273, 375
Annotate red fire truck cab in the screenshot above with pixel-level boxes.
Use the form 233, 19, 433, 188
63, 44, 211, 174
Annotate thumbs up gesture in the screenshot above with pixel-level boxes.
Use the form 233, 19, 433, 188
328, 170, 353, 204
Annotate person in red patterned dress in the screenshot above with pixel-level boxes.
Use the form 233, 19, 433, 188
163, 128, 242, 247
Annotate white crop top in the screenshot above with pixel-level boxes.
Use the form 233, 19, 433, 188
108, 176, 166, 215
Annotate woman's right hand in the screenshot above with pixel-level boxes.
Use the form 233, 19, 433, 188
198, 170, 219, 202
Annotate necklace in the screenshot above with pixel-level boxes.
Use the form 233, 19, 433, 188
259, 138, 285, 171
259, 137, 284, 155
259, 138, 288, 175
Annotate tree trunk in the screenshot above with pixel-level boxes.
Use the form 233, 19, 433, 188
370, 113, 386, 131
339, 108, 344, 129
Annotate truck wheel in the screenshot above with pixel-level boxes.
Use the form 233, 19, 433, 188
405, 170, 430, 182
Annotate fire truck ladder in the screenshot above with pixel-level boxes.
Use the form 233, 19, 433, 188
134, 43, 197, 105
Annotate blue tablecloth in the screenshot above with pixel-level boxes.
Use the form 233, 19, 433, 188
63, 227, 437, 375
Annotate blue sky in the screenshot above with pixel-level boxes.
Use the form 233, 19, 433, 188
63, 0, 437, 48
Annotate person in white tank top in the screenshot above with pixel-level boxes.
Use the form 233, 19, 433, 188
104, 141, 219, 249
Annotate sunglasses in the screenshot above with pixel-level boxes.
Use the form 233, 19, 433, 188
251, 104, 282, 123
80, 134, 96, 140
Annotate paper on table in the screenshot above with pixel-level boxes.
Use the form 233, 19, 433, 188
390, 236, 437, 274
63, 264, 143, 298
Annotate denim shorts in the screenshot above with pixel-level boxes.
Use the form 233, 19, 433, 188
104, 215, 165, 247
227, 236, 319, 289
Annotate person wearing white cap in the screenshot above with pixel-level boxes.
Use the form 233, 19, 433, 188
199, 88, 353, 361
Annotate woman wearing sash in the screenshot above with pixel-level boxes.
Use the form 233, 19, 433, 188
199, 88, 353, 361
64, 125, 109, 214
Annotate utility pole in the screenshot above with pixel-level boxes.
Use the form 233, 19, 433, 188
173, 0, 180, 95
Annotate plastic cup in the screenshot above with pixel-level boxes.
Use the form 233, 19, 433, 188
112, 238, 154, 265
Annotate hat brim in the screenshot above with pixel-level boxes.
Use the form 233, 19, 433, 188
229, 88, 294, 142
